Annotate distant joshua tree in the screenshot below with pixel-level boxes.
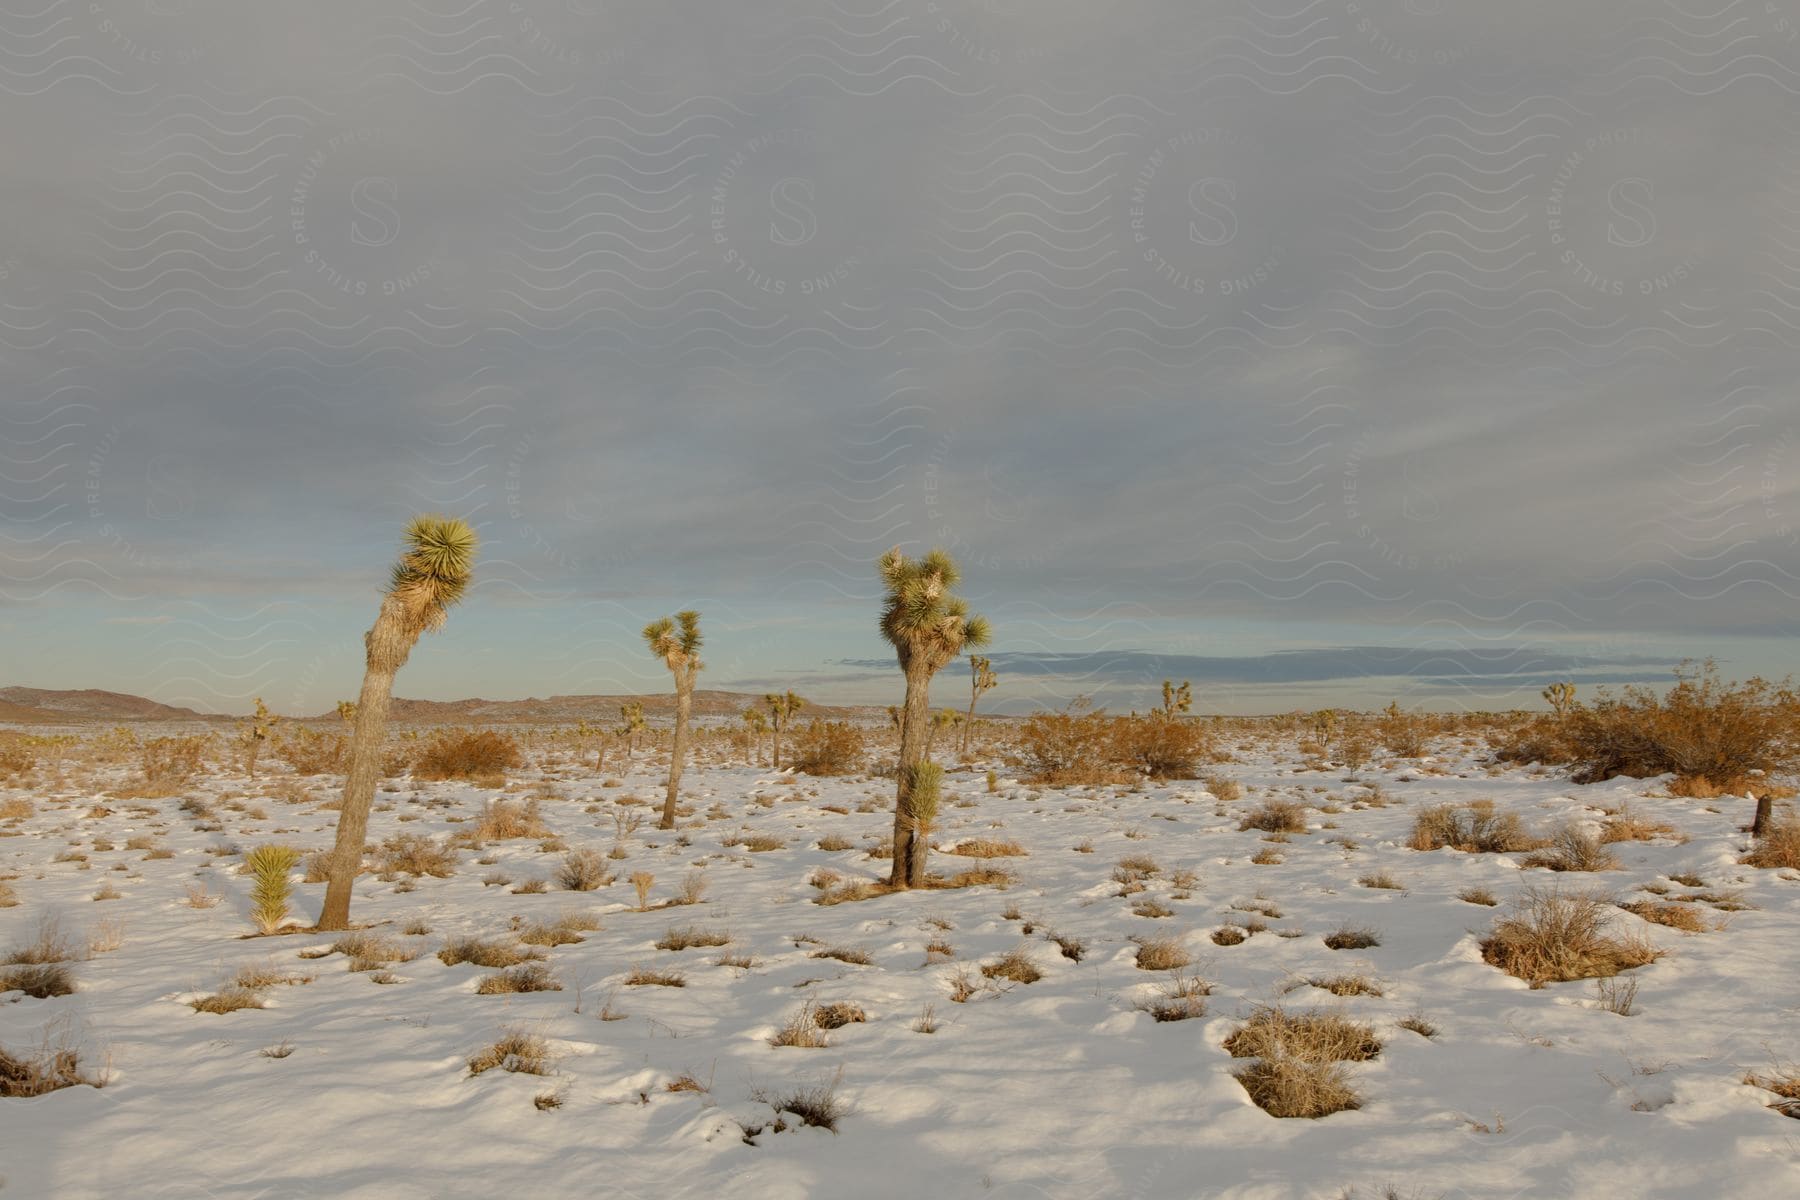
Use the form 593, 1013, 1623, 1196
764, 690, 806, 769
741, 705, 769, 766
927, 707, 962, 756
878, 547, 989, 889
239, 697, 279, 779
318, 515, 477, 930
1543, 681, 1577, 719
335, 700, 357, 726
962, 655, 998, 757
618, 701, 646, 761
644, 611, 702, 830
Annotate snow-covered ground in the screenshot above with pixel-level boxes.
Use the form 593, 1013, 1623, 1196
2, 736, 1796, 1200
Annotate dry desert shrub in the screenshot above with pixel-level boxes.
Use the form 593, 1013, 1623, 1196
770, 1002, 833, 1048
556, 850, 613, 892
816, 833, 853, 852
468, 1029, 552, 1076
1408, 800, 1539, 853
789, 720, 866, 776
1212, 926, 1248, 947
6, 914, 76, 966
813, 1001, 867, 1029
1240, 798, 1307, 834
1741, 821, 1800, 869
1743, 1064, 1800, 1118
1203, 773, 1243, 802
1458, 887, 1499, 907
473, 797, 550, 841
275, 727, 345, 775
1012, 706, 1134, 786
1300, 974, 1384, 998
0, 797, 34, 821
331, 933, 419, 972
1480, 888, 1662, 987
1111, 712, 1215, 780
811, 944, 874, 966
137, 736, 207, 792
1520, 824, 1620, 873
1598, 806, 1678, 844
412, 729, 523, 782
0, 882, 17, 909
375, 833, 456, 878
476, 963, 562, 994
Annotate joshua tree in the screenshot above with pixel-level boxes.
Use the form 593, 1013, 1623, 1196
239, 697, 279, 779
644, 611, 702, 830
927, 707, 962, 756
1158, 679, 1192, 717
335, 700, 357, 726
618, 702, 645, 761
765, 690, 806, 769
318, 515, 477, 930
741, 706, 769, 766
963, 655, 998, 757
878, 547, 989, 889
1542, 681, 1577, 719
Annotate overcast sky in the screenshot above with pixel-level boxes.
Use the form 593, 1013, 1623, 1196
2, 1, 1798, 715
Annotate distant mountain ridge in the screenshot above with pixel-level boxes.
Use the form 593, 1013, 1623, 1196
0, 687, 209, 723
0, 686, 881, 725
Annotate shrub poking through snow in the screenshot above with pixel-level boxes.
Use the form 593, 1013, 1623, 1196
467, 1029, 552, 1076
0, 963, 75, 999
980, 946, 1042, 983
1479, 887, 1662, 987
1741, 821, 1800, 870
1135, 971, 1211, 1021
1323, 924, 1381, 950
1133, 934, 1192, 971
1240, 798, 1307, 834
0, 1041, 104, 1098
437, 937, 541, 969
475, 963, 561, 994
1520, 823, 1620, 873
1409, 800, 1540, 853
413, 729, 522, 782
557, 850, 613, 892
1224, 1006, 1377, 1120
243, 844, 302, 935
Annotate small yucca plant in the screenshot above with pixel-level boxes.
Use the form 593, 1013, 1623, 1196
245, 845, 303, 935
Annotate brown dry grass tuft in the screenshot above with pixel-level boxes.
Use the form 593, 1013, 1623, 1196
980, 946, 1043, 984
1323, 924, 1381, 950
375, 833, 457, 878
1133, 934, 1192, 971
1134, 970, 1211, 1021
556, 850, 614, 892
656, 926, 732, 951
624, 966, 686, 987
475, 964, 562, 994
1234, 1055, 1361, 1119
810, 944, 873, 966
437, 937, 542, 969
190, 987, 266, 1014
468, 1029, 551, 1076
770, 1002, 832, 1048
1224, 1006, 1382, 1063
1, 963, 76, 999
1619, 900, 1709, 932
0, 1041, 104, 1098
1480, 887, 1663, 987
472, 797, 550, 841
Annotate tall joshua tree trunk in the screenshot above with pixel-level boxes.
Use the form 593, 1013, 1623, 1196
645, 611, 703, 831
317, 516, 477, 931
663, 670, 694, 829
890, 659, 935, 887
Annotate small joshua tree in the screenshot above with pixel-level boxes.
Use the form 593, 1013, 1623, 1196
765, 691, 806, 769
644, 612, 702, 830
335, 700, 357, 726
927, 708, 962, 757
239, 697, 280, 780
317, 515, 477, 931
1543, 681, 1577, 719
618, 702, 645, 761
245, 844, 302, 935
741, 706, 769, 766
1158, 680, 1192, 718
878, 547, 989, 888
963, 655, 998, 757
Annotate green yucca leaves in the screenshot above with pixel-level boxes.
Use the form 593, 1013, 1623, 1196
245, 844, 302, 935
878, 547, 989, 671
388, 515, 478, 621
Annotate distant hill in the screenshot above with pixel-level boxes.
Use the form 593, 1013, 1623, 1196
0, 687, 211, 723
321, 691, 882, 724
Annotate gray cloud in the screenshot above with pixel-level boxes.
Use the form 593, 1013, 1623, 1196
2, 1, 1798, 712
